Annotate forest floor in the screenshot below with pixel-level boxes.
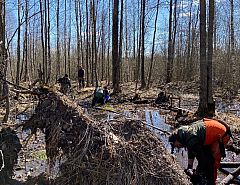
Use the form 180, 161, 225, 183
0, 81, 240, 184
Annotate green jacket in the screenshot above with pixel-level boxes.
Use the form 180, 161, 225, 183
176, 120, 211, 173
177, 120, 206, 149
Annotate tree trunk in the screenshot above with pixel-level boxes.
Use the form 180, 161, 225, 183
166, 0, 173, 83
47, 0, 51, 83
79, 0, 84, 69
197, 0, 208, 116
112, 0, 120, 93
85, 0, 90, 86
90, 0, 98, 87
147, 0, 160, 89
75, 0, 80, 69
0, 0, 9, 122
207, 0, 214, 115
119, 0, 123, 83
140, 0, 146, 89
16, 0, 21, 87
67, 0, 72, 77
64, 0, 67, 74
23, 0, 29, 82
107, 0, 111, 84
56, 0, 60, 80
44, 0, 48, 82
39, 0, 45, 83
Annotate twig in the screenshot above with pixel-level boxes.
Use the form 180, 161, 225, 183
220, 166, 240, 184
0, 150, 5, 172
0, 77, 29, 90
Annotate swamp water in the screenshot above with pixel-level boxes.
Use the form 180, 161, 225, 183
11, 109, 240, 183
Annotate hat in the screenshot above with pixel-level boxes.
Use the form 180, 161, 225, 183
169, 132, 178, 154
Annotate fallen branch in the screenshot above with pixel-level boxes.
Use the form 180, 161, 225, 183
0, 150, 4, 172
12, 88, 38, 95
220, 166, 240, 184
0, 77, 29, 90
220, 162, 240, 169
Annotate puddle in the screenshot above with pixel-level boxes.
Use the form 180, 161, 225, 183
12, 117, 48, 182
145, 110, 172, 149
16, 113, 30, 124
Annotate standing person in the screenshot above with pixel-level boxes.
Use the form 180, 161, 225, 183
78, 65, 85, 89
168, 118, 231, 185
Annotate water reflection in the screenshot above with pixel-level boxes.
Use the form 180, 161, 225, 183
16, 113, 29, 124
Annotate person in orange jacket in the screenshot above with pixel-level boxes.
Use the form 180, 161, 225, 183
169, 118, 232, 185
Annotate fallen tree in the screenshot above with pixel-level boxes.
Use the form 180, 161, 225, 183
22, 89, 191, 185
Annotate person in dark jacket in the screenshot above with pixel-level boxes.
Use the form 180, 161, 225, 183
78, 66, 85, 89
57, 74, 71, 94
169, 118, 231, 185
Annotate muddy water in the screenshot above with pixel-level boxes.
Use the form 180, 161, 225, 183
12, 114, 48, 182
12, 109, 240, 183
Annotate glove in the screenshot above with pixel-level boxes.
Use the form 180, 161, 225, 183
184, 169, 194, 177
185, 169, 207, 184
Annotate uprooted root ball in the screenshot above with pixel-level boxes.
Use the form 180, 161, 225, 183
23, 89, 191, 185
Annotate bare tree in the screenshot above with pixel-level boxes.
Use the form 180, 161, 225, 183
140, 0, 146, 88
64, 0, 67, 74
47, 0, 51, 82
166, 0, 173, 83
23, 0, 29, 82
112, 0, 120, 93
90, 0, 98, 87
198, 0, 215, 116
75, 0, 80, 68
39, 0, 45, 83
107, 0, 111, 84
119, 0, 123, 82
56, 0, 60, 80
16, 0, 21, 86
67, 0, 72, 76
85, 0, 90, 86
147, 0, 160, 88
207, 0, 215, 115
0, 0, 9, 122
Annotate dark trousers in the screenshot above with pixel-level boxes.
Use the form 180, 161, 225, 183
78, 77, 85, 88
92, 97, 104, 107
196, 146, 215, 185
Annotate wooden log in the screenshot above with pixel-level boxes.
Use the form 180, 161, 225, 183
220, 162, 240, 169
220, 166, 240, 184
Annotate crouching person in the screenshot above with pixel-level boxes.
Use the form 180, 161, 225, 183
57, 74, 71, 94
169, 118, 231, 185
92, 87, 105, 106
103, 86, 110, 103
